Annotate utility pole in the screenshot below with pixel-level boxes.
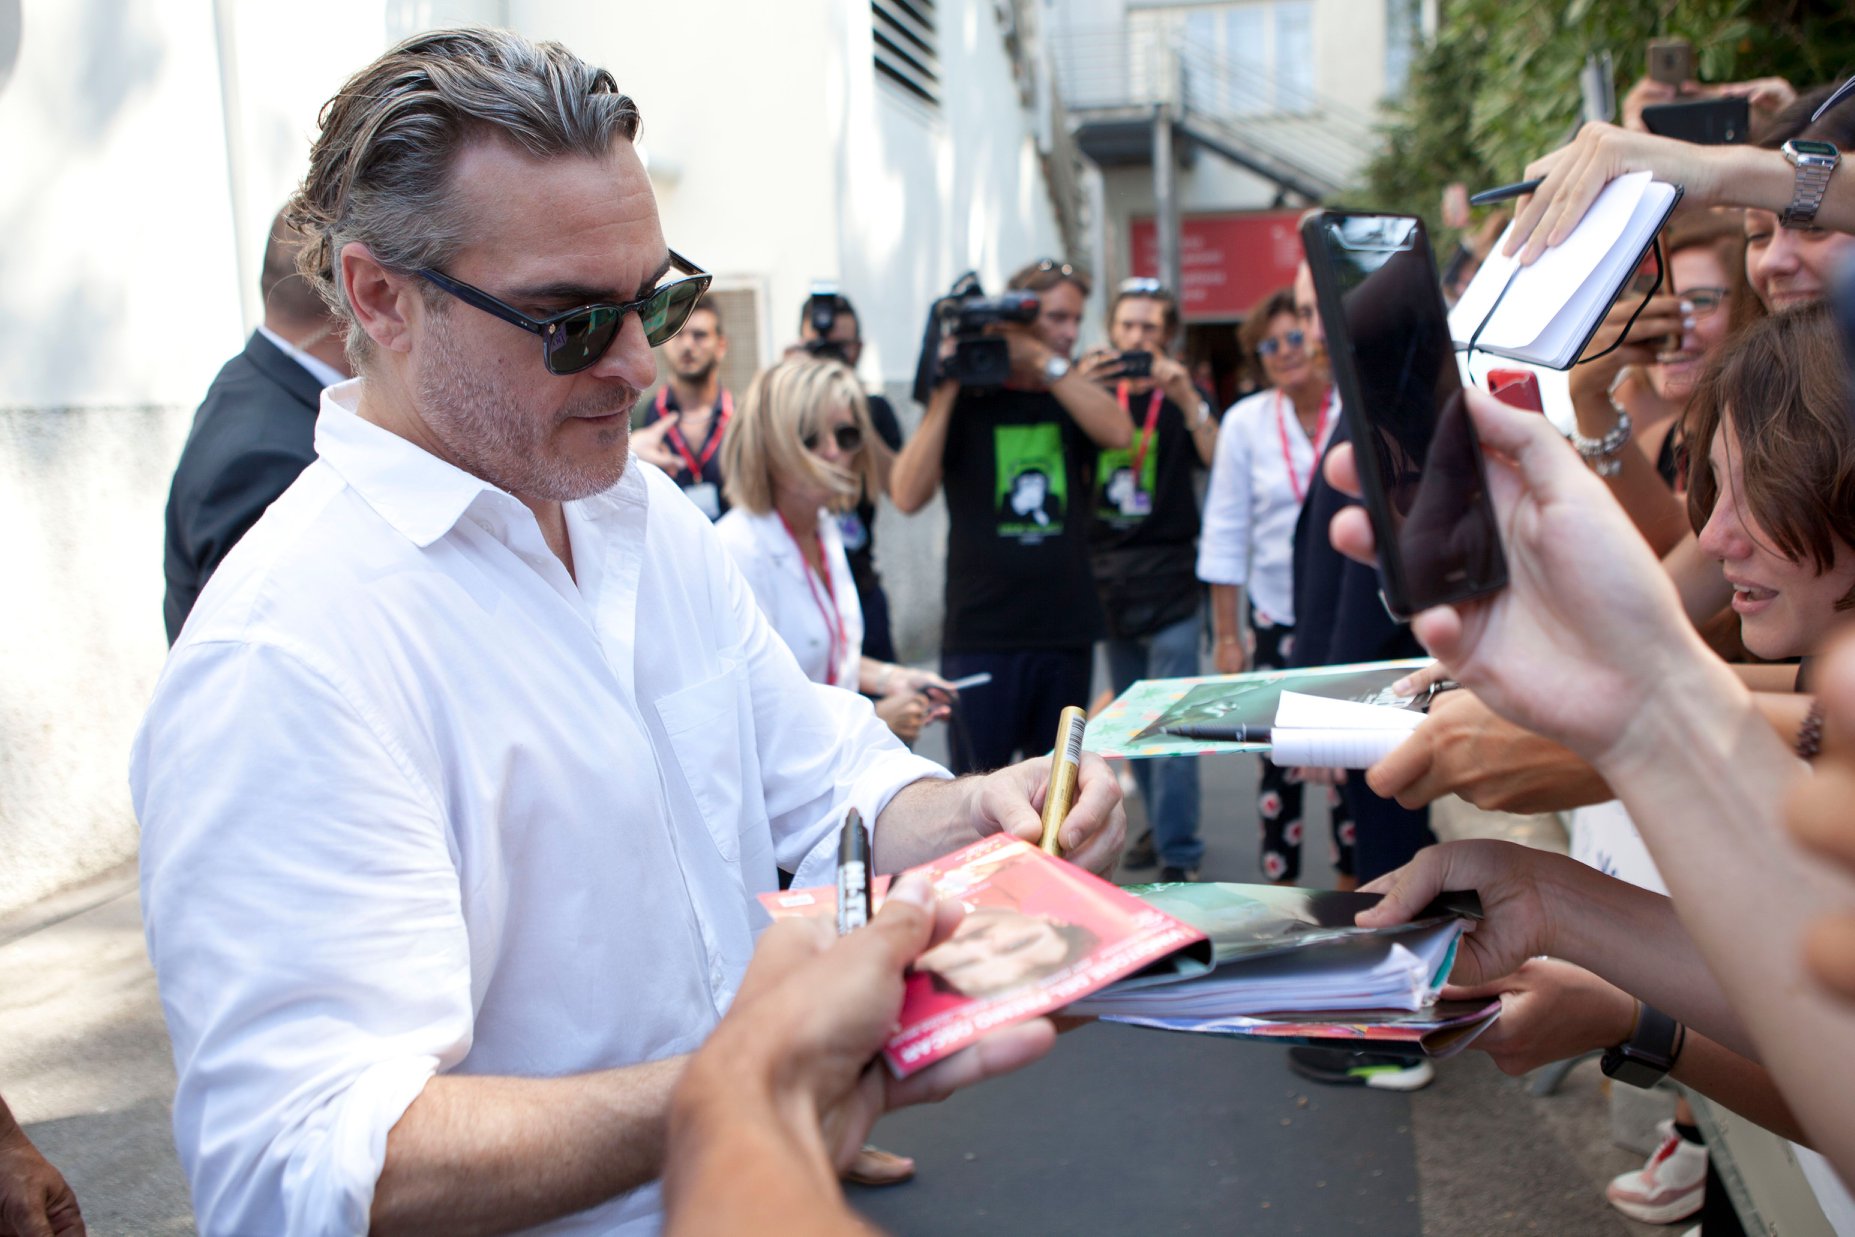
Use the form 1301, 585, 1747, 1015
1153, 102, 1181, 301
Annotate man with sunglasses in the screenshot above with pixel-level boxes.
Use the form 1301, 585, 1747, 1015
631, 302, 734, 519
129, 29, 1123, 1237
1081, 279, 1217, 882
891, 258, 1133, 775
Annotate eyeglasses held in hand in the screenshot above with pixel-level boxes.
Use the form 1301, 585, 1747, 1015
417, 251, 713, 376
803, 424, 863, 454
1257, 329, 1307, 358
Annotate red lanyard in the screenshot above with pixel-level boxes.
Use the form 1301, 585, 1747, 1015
1274, 388, 1334, 504
1116, 383, 1166, 482
776, 510, 845, 687
655, 388, 733, 477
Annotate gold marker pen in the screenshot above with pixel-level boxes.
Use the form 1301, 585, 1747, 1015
1039, 706, 1087, 856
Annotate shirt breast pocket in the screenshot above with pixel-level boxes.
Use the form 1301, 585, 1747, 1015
653, 659, 755, 864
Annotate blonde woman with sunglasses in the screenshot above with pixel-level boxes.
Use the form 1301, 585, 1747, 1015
720, 359, 954, 743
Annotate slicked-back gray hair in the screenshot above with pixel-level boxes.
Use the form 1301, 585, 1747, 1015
286, 27, 642, 367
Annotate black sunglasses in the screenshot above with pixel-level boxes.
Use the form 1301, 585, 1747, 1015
1258, 329, 1306, 358
417, 251, 713, 376
802, 424, 863, 454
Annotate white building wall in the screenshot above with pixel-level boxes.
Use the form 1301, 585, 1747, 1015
2, 0, 244, 915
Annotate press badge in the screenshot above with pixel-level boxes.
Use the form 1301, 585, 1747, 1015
685, 481, 722, 520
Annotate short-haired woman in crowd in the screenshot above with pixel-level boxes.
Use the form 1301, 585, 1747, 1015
1197, 286, 1355, 888
718, 358, 952, 743
1430, 304, 1855, 1219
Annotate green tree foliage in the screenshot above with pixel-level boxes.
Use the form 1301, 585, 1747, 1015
1360, 0, 1855, 242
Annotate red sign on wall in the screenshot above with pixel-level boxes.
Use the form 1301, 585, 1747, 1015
1130, 211, 1306, 322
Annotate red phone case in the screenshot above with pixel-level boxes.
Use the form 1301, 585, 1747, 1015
1486, 368, 1543, 413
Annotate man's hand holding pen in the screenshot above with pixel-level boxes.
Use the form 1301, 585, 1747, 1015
963, 752, 1126, 879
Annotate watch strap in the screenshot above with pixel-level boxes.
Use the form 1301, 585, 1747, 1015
1781, 141, 1840, 228
1043, 355, 1071, 385
1601, 1001, 1684, 1089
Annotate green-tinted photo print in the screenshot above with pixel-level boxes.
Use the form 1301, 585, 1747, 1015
993, 423, 1066, 537
1094, 443, 1157, 525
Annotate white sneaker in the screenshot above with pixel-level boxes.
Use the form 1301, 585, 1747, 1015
1606, 1119, 1707, 1224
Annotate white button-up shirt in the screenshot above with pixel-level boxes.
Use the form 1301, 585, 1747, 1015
1195, 387, 1340, 626
131, 380, 947, 1237
715, 506, 863, 689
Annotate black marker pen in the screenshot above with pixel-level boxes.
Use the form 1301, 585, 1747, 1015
1162, 722, 1271, 743
1468, 178, 1543, 208
835, 808, 871, 936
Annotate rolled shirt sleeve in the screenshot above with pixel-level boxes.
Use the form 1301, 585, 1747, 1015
134, 639, 472, 1237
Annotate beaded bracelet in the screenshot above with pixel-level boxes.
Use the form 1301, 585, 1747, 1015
1572, 406, 1633, 478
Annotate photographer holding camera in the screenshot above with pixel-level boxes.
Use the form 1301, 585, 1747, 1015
1081, 278, 1218, 881
795, 288, 907, 664
891, 259, 1133, 773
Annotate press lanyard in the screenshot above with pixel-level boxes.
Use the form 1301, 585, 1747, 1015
655, 388, 733, 478
1274, 388, 1334, 504
1116, 383, 1166, 484
776, 510, 845, 687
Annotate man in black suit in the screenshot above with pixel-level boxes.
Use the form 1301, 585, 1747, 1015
162, 212, 351, 642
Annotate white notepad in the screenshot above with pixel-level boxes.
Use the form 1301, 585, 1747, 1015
1448, 171, 1682, 369
1265, 690, 1426, 770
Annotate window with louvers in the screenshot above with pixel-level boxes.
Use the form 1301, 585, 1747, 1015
873, 0, 940, 108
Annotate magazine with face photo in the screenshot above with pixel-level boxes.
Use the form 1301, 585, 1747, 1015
760, 835, 1209, 1077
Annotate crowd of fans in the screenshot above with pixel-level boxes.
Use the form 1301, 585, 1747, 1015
8, 24, 1855, 1237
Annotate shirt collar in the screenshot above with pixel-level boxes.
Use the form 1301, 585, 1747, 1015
313, 378, 646, 549
257, 324, 349, 390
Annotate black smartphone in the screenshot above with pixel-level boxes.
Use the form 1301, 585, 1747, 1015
1641, 97, 1750, 145
1117, 350, 1153, 379
1299, 210, 1508, 618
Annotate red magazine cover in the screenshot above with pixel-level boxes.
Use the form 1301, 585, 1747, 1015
760, 835, 1208, 1077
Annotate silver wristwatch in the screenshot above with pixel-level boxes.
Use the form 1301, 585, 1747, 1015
1780, 139, 1840, 228
1042, 355, 1071, 386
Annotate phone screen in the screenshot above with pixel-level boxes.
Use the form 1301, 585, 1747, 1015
1302, 211, 1507, 616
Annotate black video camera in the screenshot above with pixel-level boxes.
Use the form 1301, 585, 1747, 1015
911, 272, 1041, 403
803, 281, 853, 364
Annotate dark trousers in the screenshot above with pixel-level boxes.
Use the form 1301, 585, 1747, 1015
941, 648, 1093, 774
1250, 607, 1355, 883
1339, 778, 1436, 884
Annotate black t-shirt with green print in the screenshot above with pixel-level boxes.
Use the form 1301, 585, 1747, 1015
1088, 389, 1204, 640
940, 386, 1105, 652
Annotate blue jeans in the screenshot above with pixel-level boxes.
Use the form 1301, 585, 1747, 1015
1105, 610, 1205, 870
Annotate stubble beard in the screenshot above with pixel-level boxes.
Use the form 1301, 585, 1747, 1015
416, 314, 637, 504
